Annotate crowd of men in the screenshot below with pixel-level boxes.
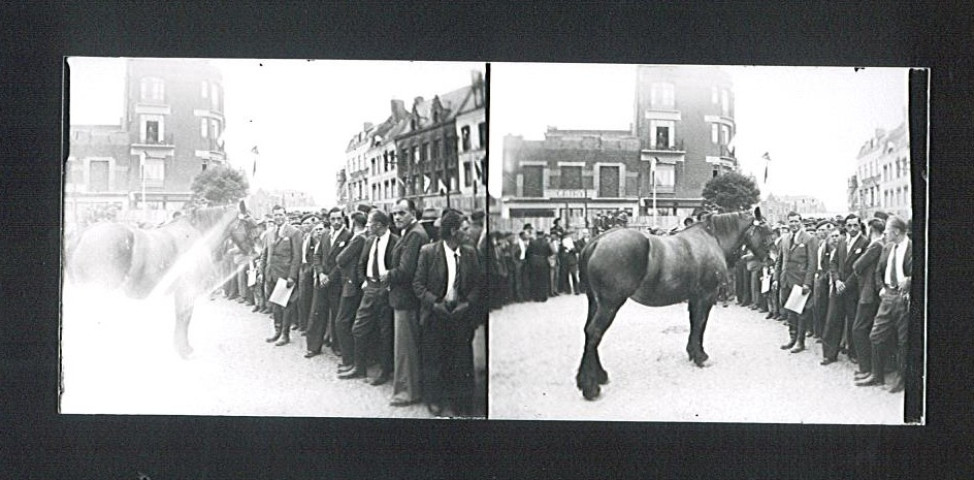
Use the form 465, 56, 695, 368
485, 218, 591, 309
486, 208, 914, 395
218, 200, 488, 418
731, 210, 913, 393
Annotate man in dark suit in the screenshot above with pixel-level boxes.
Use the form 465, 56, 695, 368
822, 214, 869, 363
306, 208, 352, 357
340, 209, 398, 383
413, 210, 483, 417
386, 199, 429, 404
812, 220, 835, 340
334, 211, 368, 372
296, 214, 320, 334
858, 215, 912, 393
774, 212, 816, 353
513, 228, 530, 302
260, 205, 302, 346
846, 217, 885, 374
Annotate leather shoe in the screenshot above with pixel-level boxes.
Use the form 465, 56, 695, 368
275, 338, 290, 346
780, 342, 796, 350
338, 370, 365, 380
855, 375, 884, 387
765, 313, 774, 319
304, 351, 320, 359
820, 358, 836, 366
369, 373, 391, 386
337, 364, 355, 373
790, 345, 805, 353
390, 398, 418, 407
252, 306, 261, 313
854, 371, 872, 380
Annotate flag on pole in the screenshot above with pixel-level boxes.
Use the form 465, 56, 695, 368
438, 178, 448, 194
423, 175, 432, 193
761, 152, 771, 184
250, 145, 260, 178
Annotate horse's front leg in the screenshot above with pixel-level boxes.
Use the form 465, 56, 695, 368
686, 295, 715, 367
173, 287, 195, 359
576, 296, 622, 400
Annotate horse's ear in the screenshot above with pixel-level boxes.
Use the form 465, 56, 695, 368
239, 199, 248, 215
754, 206, 764, 222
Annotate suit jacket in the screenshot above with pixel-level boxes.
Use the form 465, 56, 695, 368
775, 229, 815, 290
314, 227, 353, 285
413, 241, 483, 327
830, 234, 869, 293
874, 238, 912, 293
335, 231, 366, 297
261, 223, 302, 283
387, 221, 429, 310
853, 239, 883, 304
299, 229, 317, 269
357, 231, 399, 289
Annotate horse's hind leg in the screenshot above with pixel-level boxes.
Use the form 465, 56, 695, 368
576, 294, 624, 400
173, 286, 195, 359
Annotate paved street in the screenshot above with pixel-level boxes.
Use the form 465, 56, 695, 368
61, 288, 484, 419
489, 293, 904, 423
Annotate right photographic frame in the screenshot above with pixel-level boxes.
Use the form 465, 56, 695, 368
486, 63, 927, 424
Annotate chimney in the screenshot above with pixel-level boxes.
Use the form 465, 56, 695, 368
414, 96, 425, 109
390, 99, 406, 120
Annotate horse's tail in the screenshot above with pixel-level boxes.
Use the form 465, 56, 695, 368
578, 236, 597, 295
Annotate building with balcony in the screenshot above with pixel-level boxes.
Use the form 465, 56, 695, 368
851, 122, 911, 220
367, 100, 409, 212
633, 65, 738, 217
344, 122, 373, 208
499, 65, 738, 230
454, 70, 487, 212
66, 59, 227, 225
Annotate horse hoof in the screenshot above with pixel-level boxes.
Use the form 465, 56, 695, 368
597, 370, 609, 385
693, 353, 709, 367
581, 385, 601, 400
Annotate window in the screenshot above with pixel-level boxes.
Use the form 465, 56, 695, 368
210, 119, 219, 140
720, 125, 730, 146
412, 146, 420, 164
655, 126, 670, 149
143, 158, 165, 187
478, 122, 487, 150
650, 120, 675, 149
461, 126, 471, 152
211, 83, 219, 110
201, 118, 208, 138
561, 165, 582, 189
711, 124, 719, 144
650, 83, 675, 108
140, 77, 164, 102
432, 139, 440, 160
201, 81, 208, 98
421, 142, 429, 162
146, 120, 160, 143
464, 163, 473, 187
654, 164, 675, 187
522, 165, 544, 197
89, 160, 110, 192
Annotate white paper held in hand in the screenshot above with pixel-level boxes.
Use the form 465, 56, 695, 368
269, 278, 294, 307
784, 284, 809, 313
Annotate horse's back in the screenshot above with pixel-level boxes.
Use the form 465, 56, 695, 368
629, 232, 728, 306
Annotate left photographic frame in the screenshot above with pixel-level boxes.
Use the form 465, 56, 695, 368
61, 58, 489, 419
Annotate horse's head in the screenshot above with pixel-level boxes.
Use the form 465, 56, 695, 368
228, 200, 261, 254
743, 206, 775, 260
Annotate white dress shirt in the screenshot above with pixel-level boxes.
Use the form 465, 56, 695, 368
443, 242, 460, 303
885, 237, 909, 287
368, 230, 391, 280
330, 226, 345, 247
846, 233, 861, 255
518, 238, 527, 260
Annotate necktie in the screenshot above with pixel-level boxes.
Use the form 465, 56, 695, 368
452, 251, 462, 301
371, 238, 380, 281
890, 244, 899, 288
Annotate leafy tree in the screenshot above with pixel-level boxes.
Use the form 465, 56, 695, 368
190, 165, 249, 206
701, 171, 761, 213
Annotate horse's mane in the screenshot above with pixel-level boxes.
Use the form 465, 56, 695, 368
186, 205, 235, 231
705, 211, 753, 239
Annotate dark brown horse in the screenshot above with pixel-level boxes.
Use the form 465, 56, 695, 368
67, 200, 260, 358
575, 207, 774, 400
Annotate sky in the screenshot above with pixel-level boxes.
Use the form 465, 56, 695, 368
68, 58, 486, 205
489, 63, 910, 212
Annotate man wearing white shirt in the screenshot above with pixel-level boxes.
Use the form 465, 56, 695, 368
857, 215, 912, 392
414, 210, 483, 417
340, 210, 398, 382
